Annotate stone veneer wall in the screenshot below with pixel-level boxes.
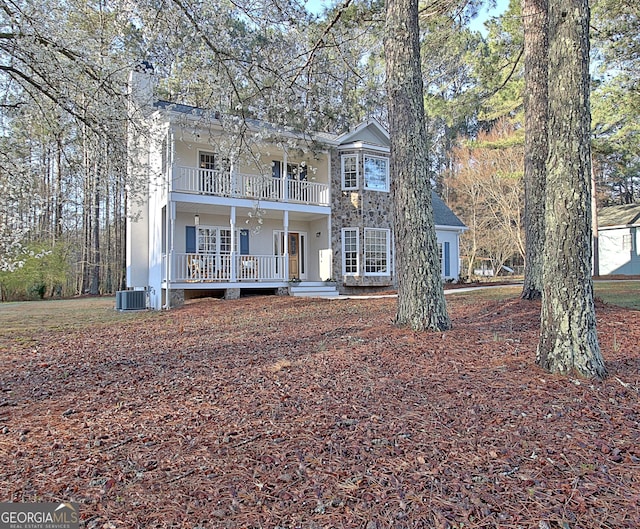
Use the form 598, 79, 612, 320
167, 288, 185, 308
330, 148, 396, 294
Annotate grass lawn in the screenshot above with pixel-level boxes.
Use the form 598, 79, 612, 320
594, 279, 640, 310
0, 297, 153, 339
1, 278, 637, 337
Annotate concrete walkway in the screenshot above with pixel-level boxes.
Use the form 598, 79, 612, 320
329, 282, 524, 300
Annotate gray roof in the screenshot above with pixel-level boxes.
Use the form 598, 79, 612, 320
432, 191, 466, 228
153, 100, 340, 145
598, 203, 640, 228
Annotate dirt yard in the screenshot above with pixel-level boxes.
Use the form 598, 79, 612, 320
0, 292, 638, 528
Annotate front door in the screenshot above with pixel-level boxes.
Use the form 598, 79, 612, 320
288, 232, 299, 279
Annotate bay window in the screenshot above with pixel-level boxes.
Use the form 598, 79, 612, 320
364, 155, 389, 192
364, 228, 390, 275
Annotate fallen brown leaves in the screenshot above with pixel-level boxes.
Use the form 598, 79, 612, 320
0, 294, 639, 528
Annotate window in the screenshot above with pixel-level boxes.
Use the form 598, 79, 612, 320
364, 228, 390, 275
197, 227, 217, 254
273, 160, 308, 180
199, 152, 231, 194
364, 155, 389, 191
219, 229, 232, 254
437, 241, 451, 277
200, 151, 216, 171
197, 227, 235, 254
287, 162, 307, 181
342, 228, 359, 275
341, 154, 358, 190
199, 152, 217, 194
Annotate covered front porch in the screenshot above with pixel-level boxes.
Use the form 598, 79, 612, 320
158, 200, 332, 296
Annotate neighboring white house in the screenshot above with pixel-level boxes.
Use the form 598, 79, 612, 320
125, 68, 467, 309
597, 203, 640, 276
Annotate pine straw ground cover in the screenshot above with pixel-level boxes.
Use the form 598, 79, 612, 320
0, 293, 639, 529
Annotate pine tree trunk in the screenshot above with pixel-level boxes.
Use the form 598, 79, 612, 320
521, 0, 548, 300
384, 0, 450, 331
55, 135, 64, 241
537, 0, 607, 379
90, 158, 101, 296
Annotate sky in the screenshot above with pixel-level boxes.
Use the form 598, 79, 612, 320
305, 0, 509, 37
468, 0, 510, 36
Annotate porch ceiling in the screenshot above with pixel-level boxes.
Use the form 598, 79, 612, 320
174, 201, 328, 222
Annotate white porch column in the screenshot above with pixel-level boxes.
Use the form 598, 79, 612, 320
283, 210, 289, 280
168, 129, 175, 192
282, 151, 288, 201
230, 206, 237, 282
230, 158, 237, 197
166, 201, 176, 309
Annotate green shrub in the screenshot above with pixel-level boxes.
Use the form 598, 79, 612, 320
0, 242, 70, 301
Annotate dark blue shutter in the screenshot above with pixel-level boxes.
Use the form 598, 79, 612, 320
272, 160, 281, 179
240, 229, 250, 255
186, 226, 196, 253
444, 241, 451, 277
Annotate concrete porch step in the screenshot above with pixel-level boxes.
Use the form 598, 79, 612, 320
289, 282, 340, 298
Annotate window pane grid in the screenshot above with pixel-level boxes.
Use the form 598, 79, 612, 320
345, 230, 358, 274
198, 227, 217, 254
342, 228, 359, 275
342, 155, 358, 189
364, 229, 389, 274
220, 229, 232, 254
200, 152, 216, 170
198, 227, 240, 254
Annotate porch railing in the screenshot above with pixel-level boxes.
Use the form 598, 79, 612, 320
172, 166, 329, 206
172, 253, 286, 283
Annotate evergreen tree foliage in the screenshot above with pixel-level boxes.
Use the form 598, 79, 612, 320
591, 0, 640, 204
1, 0, 638, 300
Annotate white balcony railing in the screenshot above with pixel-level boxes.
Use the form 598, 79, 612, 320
172, 167, 329, 206
172, 253, 286, 283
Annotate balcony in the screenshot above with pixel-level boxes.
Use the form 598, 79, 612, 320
172, 167, 330, 206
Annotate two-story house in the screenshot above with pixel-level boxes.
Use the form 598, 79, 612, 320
125, 68, 466, 310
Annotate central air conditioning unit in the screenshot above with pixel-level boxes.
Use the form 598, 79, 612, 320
115, 289, 147, 311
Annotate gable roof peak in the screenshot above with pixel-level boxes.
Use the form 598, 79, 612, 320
336, 119, 390, 147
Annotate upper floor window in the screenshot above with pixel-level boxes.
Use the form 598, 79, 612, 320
200, 152, 230, 173
200, 151, 216, 171
287, 162, 307, 181
341, 154, 359, 190
272, 160, 308, 181
364, 155, 389, 192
